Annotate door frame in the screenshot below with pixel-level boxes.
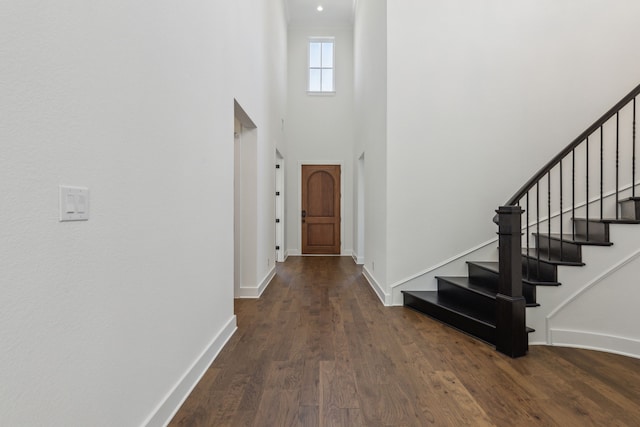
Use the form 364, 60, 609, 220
275, 150, 285, 262
298, 160, 344, 255
354, 152, 365, 264
234, 100, 257, 299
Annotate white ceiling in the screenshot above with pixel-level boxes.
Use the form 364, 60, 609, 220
285, 0, 356, 27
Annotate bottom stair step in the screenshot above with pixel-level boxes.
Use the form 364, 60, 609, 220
403, 290, 496, 344
402, 290, 534, 346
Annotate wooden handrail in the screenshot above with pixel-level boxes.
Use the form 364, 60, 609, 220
505, 83, 640, 207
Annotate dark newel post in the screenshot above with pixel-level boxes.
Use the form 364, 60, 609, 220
496, 206, 527, 358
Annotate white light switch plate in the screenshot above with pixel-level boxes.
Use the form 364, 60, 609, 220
59, 186, 89, 221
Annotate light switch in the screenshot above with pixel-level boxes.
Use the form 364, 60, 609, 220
66, 194, 75, 213
60, 186, 89, 221
76, 195, 86, 213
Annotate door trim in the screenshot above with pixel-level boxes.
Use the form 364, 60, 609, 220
298, 160, 344, 255
275, 152, 285, 262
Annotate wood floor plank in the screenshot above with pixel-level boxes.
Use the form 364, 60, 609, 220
430, 370, 495, 426
297, 405, 318, 427
170, 256, 640, 427
319, 360, 359, 412
252, 389, 299, 427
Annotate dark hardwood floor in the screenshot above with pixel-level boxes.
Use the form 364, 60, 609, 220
170, 256, 640, 426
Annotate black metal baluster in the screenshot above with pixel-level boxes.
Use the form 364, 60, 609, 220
616, 112, 620, 219
572, 149, 576, 240
526, 192, 530, 280
560, 159, 563, 261
536, 183, 540, 279
600, 126, 604, 220
586, 137, 590, 241
634, 98, 637, 198
547, 172, 551, 260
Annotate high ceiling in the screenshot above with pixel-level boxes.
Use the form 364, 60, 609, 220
285, 0, 355, 27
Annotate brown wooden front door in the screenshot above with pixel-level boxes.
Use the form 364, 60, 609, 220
301, 165, 341, 254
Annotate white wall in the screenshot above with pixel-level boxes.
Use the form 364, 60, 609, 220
385, 0, 640, 292
0, 1, 286, 425
230, 2, 287, 299
354, 0, 388, 302
285, 25, 355, 256
257, 0, 288, 285
530, 223, 640, 358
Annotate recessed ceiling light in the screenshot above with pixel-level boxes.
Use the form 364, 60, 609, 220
317, 5, 324, 12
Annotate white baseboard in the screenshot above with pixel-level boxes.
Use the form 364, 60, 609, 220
235, 267, 276, 299
547, 329, 640, 360
351, 251, 364, 265
144, 315, 237, 427
362, 266, 391, 306
285, 249, 353, 258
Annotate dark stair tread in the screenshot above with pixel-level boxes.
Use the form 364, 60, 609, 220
468, 261, 561, 286
522, 248, 585, 266
533, 232, 613, 246
438, 275, 540, 307
618, 196, 640, 202
436, 276, 496, 299
403, 290, 495, 326
402, 290, 535, 334
573, 217, 640, 225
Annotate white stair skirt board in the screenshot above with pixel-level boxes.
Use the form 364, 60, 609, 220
546, 330, 640, 360
390, 238, 499, 305
143, 315, 237, 427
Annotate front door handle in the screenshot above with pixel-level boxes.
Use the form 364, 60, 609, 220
301, 210, 306, 218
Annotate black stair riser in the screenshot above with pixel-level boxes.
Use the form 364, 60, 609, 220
522, 256, 557, 282
465, 263, 498, 291
620, 199, 640, 220
436, 278, 495, 318
466, 263, 537, 305
534, 234, 582, 262
403, 293, 495, 344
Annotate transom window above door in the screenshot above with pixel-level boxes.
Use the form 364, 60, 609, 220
308, 38, 334, 93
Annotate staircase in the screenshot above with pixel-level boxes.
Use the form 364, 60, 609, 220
402, 83, 640, 358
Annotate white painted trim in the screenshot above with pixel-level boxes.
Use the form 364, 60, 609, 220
275, 154, 285, 263
362, 266, 391, 306
286, 251, 354, 258
354, 153, 365, 265
297, 161, 345, 255
351, 251, 364, 265
143, 315, 237, 427
544, 248, 640, 344
297, 254, 351, 257
235, 267, 276, 299
547, 329, 640, 360
389, 237, 498, 289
